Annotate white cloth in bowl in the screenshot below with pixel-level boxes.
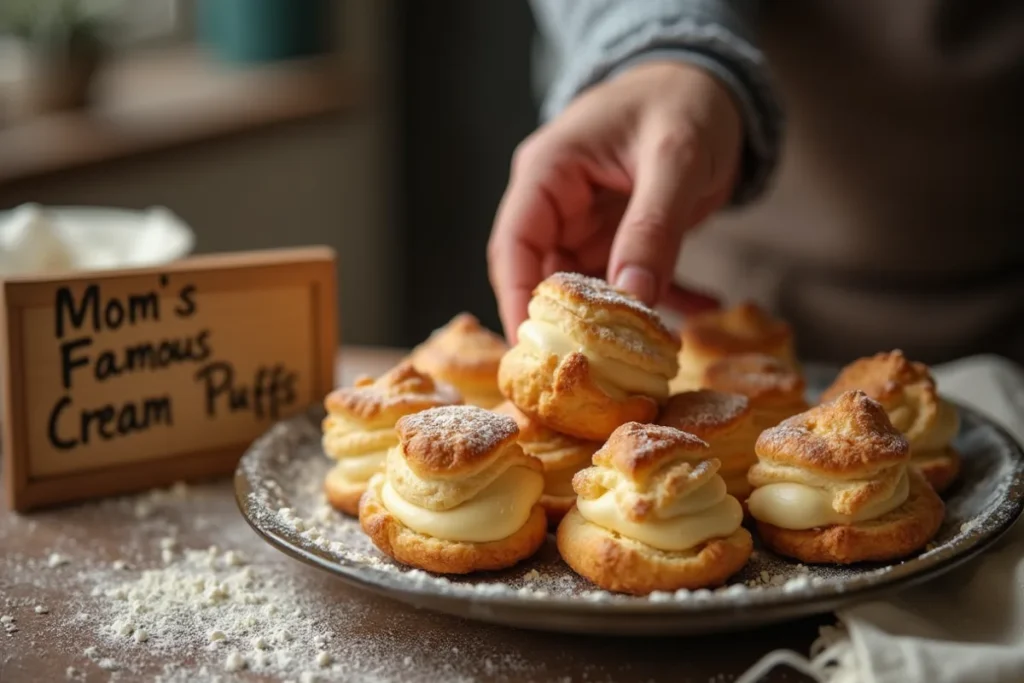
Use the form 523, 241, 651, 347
0, 203, 195, 275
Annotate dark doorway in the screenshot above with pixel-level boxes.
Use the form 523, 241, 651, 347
396, 0, 539, 345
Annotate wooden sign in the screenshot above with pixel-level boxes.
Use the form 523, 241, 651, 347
1, 247, 337, 511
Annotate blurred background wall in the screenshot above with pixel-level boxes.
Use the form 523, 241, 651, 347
0, 0, 537, 348
396, 0, 537, 344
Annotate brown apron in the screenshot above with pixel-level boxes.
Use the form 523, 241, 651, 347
675, 0, 1024, 365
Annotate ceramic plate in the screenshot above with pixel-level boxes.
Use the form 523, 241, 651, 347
235, 368, 1024, 635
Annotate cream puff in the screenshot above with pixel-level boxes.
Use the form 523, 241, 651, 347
701, 353, 809, 432
820, 350, 960, 493
557, 422, 752, 595
359, 405, 547, 574
409, 312, 508, 408
671, 302, 797, 393
655, 390, 760, 501
747, 390, 944, 564
494, 401, 601, 525
498, 272, 680, 440
322, 362, 462, 515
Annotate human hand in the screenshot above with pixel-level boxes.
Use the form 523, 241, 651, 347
487, 61, 743, 341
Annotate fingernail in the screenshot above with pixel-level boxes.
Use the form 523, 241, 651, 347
614, 266, 657, 304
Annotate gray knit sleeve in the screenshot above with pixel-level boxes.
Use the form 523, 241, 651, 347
528, 0, 782, 204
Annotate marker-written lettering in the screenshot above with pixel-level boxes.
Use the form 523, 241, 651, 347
47, 276, 201, 449
44, 275, 305, 453
194, 361, 299, 422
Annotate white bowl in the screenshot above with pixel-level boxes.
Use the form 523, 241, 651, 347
0, 204, 196, 276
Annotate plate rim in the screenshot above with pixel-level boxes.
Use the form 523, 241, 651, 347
234, 397, 1024, 630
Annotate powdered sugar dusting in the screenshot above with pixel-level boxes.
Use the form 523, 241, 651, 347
548, 272, 650, 314
238, 403, 1023, 621
755, 390, 910, 471
325, 361, 462, 421
545, 272, 674, 338
703, 353, 806, 401
395, 405, 518, 467
659, 390, 751, 434
6, 393, 1014, 680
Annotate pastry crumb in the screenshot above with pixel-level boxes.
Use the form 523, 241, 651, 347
47, 553, 69, 568
224, 651, 246, 672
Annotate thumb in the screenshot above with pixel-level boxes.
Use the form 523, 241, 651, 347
607, 131, 707, 306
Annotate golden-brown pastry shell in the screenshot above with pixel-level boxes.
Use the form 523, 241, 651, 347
755, 470, 944, 564
323, 465, 367, 516
755, 390, 909, 477
914, 447, 961, 494
359, 476, 546, 574
556, 507, 752, 595
498, 345, 659, 441
408, 313, 508, 408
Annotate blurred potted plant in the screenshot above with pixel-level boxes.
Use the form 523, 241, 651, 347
0, 0, 124, 116
197, 0, 332, 65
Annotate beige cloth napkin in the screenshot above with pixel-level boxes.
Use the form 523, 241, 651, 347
738, 355, 1024, 683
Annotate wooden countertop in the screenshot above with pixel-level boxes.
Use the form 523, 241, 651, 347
0, 346, 822, 682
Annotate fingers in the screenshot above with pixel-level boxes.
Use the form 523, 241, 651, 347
661, 282, 721, 317
607, 128, 708, 306
487, 185, 549, 344
488, 139, 591, 342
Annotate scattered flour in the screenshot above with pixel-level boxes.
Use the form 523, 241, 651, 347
239, 407, 1019, 616
1, 479, 571, 682
2, 399, 1016, 682
223, 650, 246, 672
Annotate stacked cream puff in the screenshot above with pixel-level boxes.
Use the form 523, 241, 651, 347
558, 422, 752, 594
671, 302, 798, 393
322, 362, 462, 515
410, 312, 508, 408
820, 350, 961, 493
359, 405, 547, 573
746, 390, 945, 564
498, 272, 680, 439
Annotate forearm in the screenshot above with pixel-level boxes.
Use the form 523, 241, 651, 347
529, 0, 782, 204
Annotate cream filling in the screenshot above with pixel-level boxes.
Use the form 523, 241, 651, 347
748, 470, 910, 530
517, 319, 668, 399
576, 476, 742, 552
333, 449, 388, 483
543, 467, 578, 498
381, 466, 543, 542
654, 474, 729, 518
